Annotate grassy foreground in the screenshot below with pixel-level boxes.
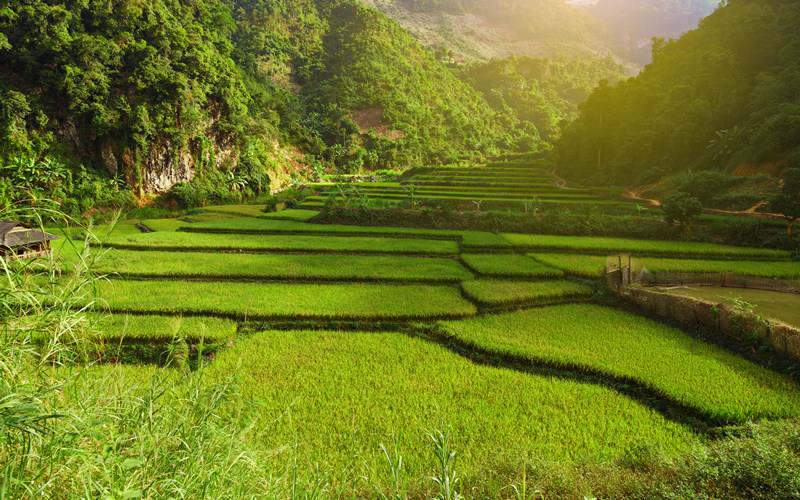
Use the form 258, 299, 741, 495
439, 305, 800, 422
201, 330, 699, 495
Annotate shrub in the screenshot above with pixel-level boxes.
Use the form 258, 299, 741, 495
662, 192, 703, 226
674, 170, 741, 204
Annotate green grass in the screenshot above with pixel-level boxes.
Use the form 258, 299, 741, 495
502, 233, 790, 259
638, 258, 800, 279
531, 254, 800, 280
439, 305, 800, 422
314, 193, 622, 206
89, 249, 472, 282
666, 286, 800, 328
95, 280, 476, 320
89, 314, 237, 342
459, 232, 512, 248
259, 209, 320, 221
203, 330, 699, 495
461, 280, 594, 306
138, 214, 506, 248
530, 253, 610, 278
201, 204, 267, 218
461, 253, 564, 278
104, 231, 459, 255
319, 187, 599, 200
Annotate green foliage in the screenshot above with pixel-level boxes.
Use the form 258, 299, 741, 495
772, 168, 800, 220
662, 192, 703, 226
556, 0, 800, 185
0, 0, 517, 198
0, 155, 133, 216
460, 56, 626, 145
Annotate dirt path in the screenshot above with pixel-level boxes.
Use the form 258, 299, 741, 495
624, 186, 661, 207
550, 169, 568, 189
625, 186, 790, 221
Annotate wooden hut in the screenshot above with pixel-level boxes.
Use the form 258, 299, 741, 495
0, 221, 57, 259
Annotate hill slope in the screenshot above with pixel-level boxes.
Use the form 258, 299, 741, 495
0, 0, 506, 199
556, 0, 800, 186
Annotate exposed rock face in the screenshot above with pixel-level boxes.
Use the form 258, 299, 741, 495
138, 140, 197, 193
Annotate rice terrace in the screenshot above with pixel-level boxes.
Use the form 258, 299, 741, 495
3, 0, 800, 497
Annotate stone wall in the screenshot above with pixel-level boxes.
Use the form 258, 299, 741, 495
623, 286, 800, 363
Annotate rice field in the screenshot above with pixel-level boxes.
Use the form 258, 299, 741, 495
439, 305, 800, 422
91, 249, 473, 283
94, 280, 477, 320
502, 233, 790, 259
461, 280, 594, 307
89, 314, 237, 342
532, 253, 800, 280
201, 330, 700, 495
42, 193, 800, 496
460, 253, 564, 278
105, 231, 460, 255
302, 166, 638, 213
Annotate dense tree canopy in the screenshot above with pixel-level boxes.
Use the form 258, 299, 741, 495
556, 0, 800, 186
0, 0, 514, 199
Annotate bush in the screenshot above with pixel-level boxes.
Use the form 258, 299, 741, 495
0, 155, 135, 217
662, 192, 703, 226
675, 171, 739, 200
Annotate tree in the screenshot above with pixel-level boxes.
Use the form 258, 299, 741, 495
662, 192, 703, 227
771, 168, 800, 238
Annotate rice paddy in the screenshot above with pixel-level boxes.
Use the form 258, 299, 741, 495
460, 253, 564, 278
94, 279, 476, 320
88, 314, 238, 342
439, 305, 800, 422
92, 249, 473, 283
45, 180, 800, 496
461, 279, 594, 307
502, 233, 790, 259
202, 330, 700, 495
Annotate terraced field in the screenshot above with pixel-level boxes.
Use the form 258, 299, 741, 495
299, 164, 637, 212
51, 202, 800, 494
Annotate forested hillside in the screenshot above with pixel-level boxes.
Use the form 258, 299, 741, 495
556, 0, 800, 187
460, 56, 626, 142
0, 0, 508, 205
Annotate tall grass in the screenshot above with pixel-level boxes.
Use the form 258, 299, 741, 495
0, 209, 272, 497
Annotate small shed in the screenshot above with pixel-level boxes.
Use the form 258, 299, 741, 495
0, 221, 58, 259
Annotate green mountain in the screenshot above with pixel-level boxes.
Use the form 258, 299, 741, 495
556, 0, 800, 186
0, 0, 507, 200
459, 56, 626, 143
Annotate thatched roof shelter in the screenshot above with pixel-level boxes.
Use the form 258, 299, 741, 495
0, 221, 58, 258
